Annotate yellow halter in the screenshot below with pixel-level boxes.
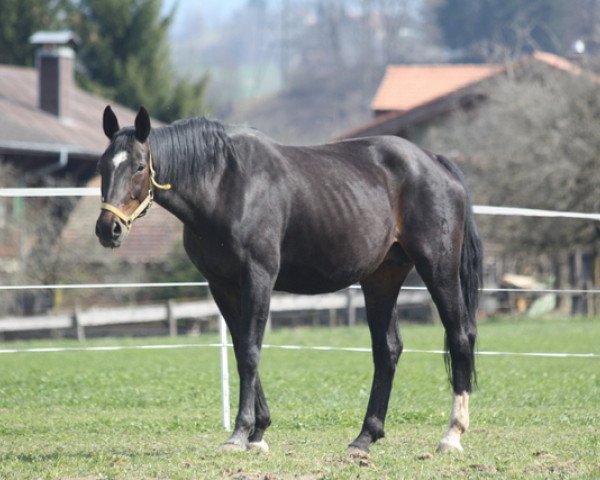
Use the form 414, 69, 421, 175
100, 148, 171, 229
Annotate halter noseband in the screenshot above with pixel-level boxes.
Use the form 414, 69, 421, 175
100, 147, 171, 229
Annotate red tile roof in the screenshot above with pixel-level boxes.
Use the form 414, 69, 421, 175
531, 51, 584, 75
370, 64, 504, 113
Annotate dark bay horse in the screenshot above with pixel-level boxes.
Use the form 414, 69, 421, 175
96, 106, 482, 454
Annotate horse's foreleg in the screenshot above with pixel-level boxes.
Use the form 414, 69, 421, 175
224, 265, 274, 451
348, 263, 411, 454
210, 281, 272, 452
247, 376, 271, 451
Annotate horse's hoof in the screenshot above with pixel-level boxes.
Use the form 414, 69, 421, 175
347, 446, 370, 459
438, 436, 464, 453
248, 440, 269, 452
222, 441, 247, 452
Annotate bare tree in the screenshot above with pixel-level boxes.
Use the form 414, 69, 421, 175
424, 64, 600, 301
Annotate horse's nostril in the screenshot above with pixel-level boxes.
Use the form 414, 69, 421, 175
111, 220, 122, 238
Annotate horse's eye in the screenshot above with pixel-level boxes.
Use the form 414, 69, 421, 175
135, 164, 145, 173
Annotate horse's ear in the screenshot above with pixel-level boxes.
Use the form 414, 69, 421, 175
103, 105, 120, 139
134, 106, 151, 143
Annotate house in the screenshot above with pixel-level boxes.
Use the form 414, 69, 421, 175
1, 31, 124, 184
338, 51, 585, 142
0, 31, 183, 312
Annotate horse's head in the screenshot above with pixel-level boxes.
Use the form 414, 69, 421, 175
95, 105, 155, 248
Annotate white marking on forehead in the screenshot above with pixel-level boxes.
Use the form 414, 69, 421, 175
111, 151, 128, 168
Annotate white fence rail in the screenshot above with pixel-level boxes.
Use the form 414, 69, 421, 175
3, 186, 600, 221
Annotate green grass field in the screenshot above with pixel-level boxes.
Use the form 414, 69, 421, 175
0, 317, 598, 479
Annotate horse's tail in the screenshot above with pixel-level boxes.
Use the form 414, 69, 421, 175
436, 155, 483, 388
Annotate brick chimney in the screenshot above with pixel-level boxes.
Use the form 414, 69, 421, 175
29, 31, 78, 120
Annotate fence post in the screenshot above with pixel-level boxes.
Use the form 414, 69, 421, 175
219, 315, 231, 432
266, 312, 272, 332
167, 299, 177, 337
346, 288, 356, 326
72, 305, 85, 342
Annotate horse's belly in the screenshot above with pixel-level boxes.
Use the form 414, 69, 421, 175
274, 263, 363, 294
276, 235, 393, 294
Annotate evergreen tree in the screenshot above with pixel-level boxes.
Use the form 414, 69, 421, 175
71, 0, 209, 122
0, 0, 67, 65
0, 0, 209, 121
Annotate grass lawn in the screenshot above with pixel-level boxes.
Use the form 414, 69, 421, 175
0, 317, 598, 479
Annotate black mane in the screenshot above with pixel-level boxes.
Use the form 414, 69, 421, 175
148, 117, 236, 188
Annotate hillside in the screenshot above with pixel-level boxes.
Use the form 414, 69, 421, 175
225, 66, 385, 145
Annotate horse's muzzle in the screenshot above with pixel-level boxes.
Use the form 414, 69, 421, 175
95, 211, 127, 248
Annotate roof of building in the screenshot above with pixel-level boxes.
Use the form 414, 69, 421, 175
30, 30, 79, 46
0, 64, 144, 157
370, 63, 503, 113
530, 51, 584, 75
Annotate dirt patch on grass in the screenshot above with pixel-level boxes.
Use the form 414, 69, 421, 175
525, 451, 578, 476
416, 452, 434, 461
225, 470, 324, 480
468, 463, 498, 474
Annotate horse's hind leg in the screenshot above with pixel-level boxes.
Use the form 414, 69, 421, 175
348, 259, 412, 454
407, 242, 474, 452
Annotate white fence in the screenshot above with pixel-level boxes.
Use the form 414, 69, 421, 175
1, 187, 600, 337
1, 187, 600, 430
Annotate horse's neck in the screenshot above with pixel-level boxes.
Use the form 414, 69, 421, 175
149, 128, 223, 230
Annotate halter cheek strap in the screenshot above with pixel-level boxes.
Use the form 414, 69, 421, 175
100, 148, 171, 230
